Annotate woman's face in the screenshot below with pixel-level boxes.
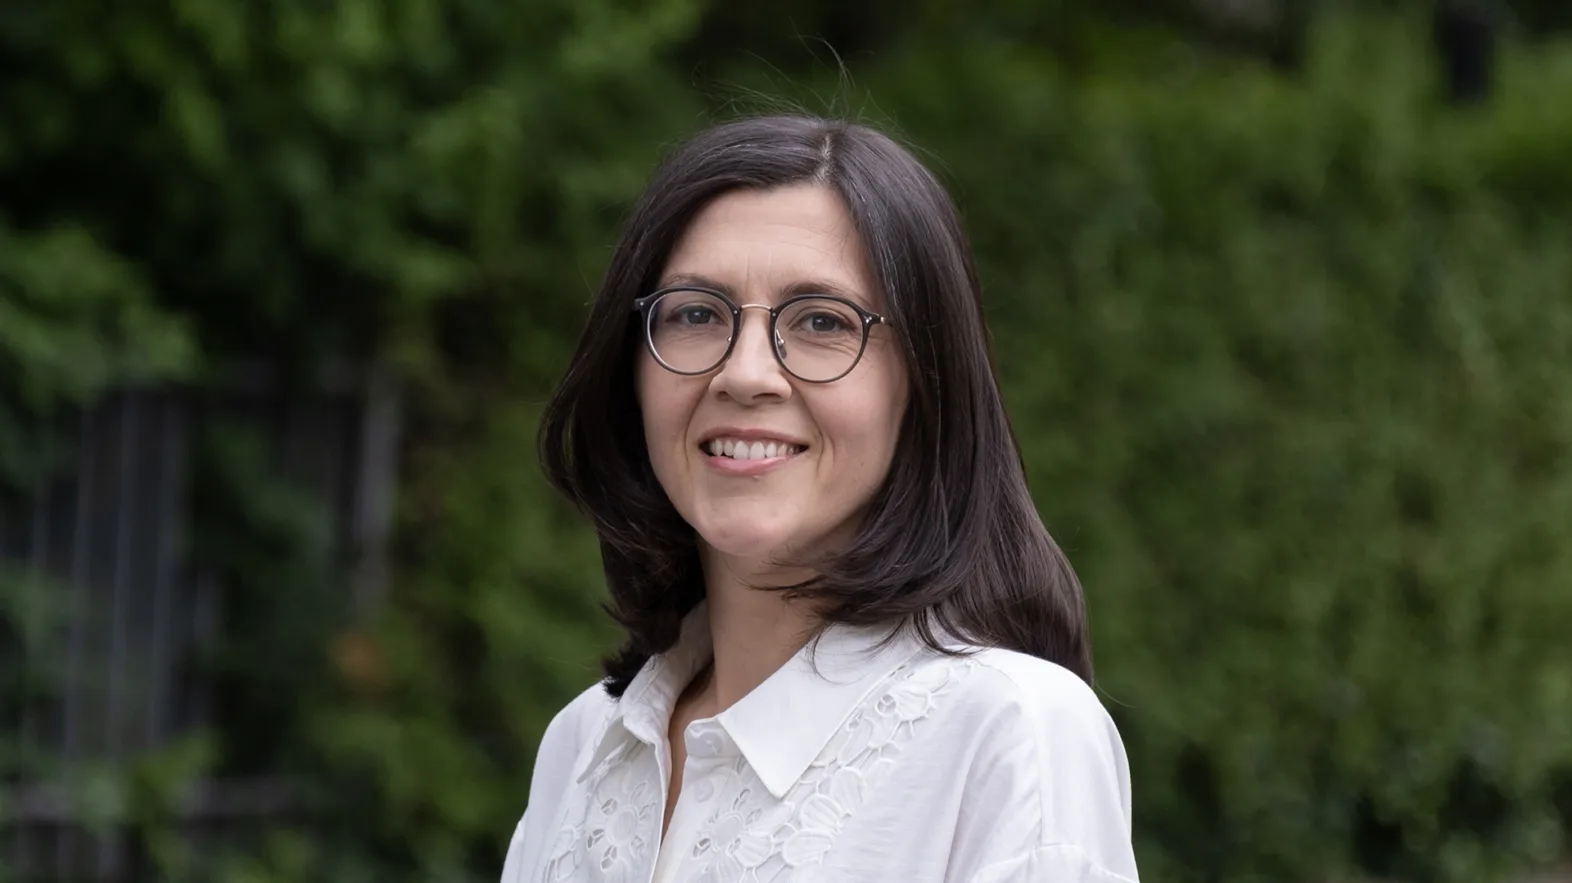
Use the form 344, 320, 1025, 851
636, 184, 909, 566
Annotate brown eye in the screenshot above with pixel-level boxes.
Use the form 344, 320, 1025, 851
672, 305, 721, 326
798, 311, 852, 334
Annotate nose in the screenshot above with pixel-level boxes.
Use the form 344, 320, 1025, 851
711, 306, 792, 403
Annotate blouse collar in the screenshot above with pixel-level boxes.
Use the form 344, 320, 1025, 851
575, 602, 932, 799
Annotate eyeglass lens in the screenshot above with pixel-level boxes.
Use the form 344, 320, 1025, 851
645, 289, 867, 382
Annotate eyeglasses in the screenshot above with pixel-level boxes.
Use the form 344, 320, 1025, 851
633, 287, 887, 383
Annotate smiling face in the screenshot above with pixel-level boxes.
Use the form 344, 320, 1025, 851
636, 184, 909, 568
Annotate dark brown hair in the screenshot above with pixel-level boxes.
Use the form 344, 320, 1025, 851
538, 114, 1091, 696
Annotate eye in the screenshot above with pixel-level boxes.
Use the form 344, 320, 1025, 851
677, 306, 720, 325
778, 297, 863, 344
803, 312, 850, 333
662, 302, 723, 326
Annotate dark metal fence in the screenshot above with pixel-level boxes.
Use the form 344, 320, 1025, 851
0, 364, 399, 881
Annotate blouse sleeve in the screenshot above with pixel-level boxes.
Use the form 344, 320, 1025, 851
948, 657, 1139, 882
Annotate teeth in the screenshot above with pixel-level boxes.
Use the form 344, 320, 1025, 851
705, 438, 803, 460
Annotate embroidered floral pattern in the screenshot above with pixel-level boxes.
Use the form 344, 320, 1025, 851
685, 658, 968, 883
543, 739, 662, 883
540, 656, 969, 883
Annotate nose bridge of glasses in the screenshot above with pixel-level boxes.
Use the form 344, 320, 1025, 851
731, 302, 786, 351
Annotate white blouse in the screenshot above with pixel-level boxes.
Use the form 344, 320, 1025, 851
501, 608, 1139, 883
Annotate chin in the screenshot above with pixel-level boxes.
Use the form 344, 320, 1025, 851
697, 529, 793, 561
693, 516, 806, 563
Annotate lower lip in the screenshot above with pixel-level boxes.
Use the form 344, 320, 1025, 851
702, 449, 803, 476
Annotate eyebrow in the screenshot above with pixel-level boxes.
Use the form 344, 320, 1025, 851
657, 272, 872, 306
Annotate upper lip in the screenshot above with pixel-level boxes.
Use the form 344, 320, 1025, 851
698, 427, 811, 448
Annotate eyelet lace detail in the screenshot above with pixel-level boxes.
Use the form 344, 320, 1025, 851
540, 656, 968, 883
543, 739, 662, 883
684, 658, 968, 883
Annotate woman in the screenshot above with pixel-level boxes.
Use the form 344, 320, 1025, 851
503, 115, 1139, 883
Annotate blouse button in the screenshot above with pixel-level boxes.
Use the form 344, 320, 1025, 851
688, 727, 727, 759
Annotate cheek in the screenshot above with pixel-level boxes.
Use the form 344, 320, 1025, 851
859, 354, 909, 454
822, 369, 908, 480
635, 356, 702, 472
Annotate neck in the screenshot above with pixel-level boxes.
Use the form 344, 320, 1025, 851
696, 545, 820, 714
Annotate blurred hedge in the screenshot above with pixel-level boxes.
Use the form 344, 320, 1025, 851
875, 20, 1572, 881
3, 4, 1572, 883
0, 0, 697, 878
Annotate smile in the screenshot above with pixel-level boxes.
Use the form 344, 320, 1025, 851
704, 438, 806, 460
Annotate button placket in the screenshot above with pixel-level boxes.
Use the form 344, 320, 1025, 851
681, 724, 730, 807
691, 774, 717, 803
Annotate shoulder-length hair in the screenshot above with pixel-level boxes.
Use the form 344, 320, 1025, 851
539, 114, 1091, 696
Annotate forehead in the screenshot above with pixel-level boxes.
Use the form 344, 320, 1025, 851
660, 185, 879, 304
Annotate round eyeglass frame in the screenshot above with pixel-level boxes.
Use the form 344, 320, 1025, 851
632, 286, 888, 383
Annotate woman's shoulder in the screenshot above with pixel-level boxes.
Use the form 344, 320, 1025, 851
504, 682, 620, 883
919, 643, 1114, 724
523, 679, 622, 818
910, 646, 1137, 878
915, 644, 1128, 777
959, 647, 1114, 720
536, 680, 619, 768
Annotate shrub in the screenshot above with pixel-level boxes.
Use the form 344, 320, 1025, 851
860, 17, 1572, 882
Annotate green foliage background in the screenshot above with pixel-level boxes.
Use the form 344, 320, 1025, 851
2, 2, 1570, 882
